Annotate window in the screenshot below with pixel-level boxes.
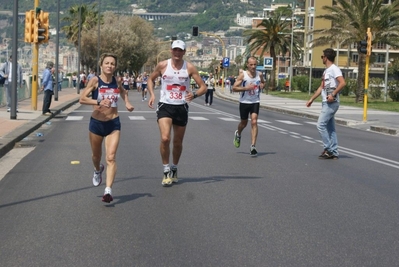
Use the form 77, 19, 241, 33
376, 54, 386, 63
352, 54, 359, 64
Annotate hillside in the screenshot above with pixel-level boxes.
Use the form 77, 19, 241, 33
0, 0, 294, 42
0, 0, 291, 34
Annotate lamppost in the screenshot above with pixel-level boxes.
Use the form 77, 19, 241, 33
384, 0, 392, 102
289, 17, 294, 92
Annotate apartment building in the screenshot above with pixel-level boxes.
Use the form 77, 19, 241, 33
252, 0, 397, 80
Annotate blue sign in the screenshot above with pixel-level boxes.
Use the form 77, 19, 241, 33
223, 57, 230, 68
264, 57, 273, 69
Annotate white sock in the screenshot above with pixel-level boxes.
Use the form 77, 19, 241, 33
105, 187, 112, 195
163, 164, 170, 173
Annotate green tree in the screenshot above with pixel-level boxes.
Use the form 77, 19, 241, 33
81, 12, 156, 74
312, 0, 399, 103
61, 3, 100, 47
243, 11, 302, 91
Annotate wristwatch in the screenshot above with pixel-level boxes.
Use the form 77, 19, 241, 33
193, 92, 198, 99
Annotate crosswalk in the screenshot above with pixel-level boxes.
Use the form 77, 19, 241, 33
64, 113, 318, 127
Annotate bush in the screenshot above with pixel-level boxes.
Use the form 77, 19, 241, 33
369, 77, 383, 99
342, 79, 357, 96
388, 80, 399, 102
290, 75, 321, 93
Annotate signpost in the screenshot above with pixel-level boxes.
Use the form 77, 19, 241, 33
264, 57, 273, 69
223, 57, 230, 68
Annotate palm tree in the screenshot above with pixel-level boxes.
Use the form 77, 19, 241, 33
61, 3, 100, 47
243, 10, 302, 91
312, 0, 399, 103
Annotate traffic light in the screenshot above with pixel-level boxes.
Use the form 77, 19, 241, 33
357, 39, 367, 54
366, 31, 372, 56
34, 11, 49, 44
192, 26, 199, 37
24, 10, 35, 43
220, 61, 224, 70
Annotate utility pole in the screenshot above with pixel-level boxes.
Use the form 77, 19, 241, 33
31, 0, 39, 110
10, 0, 19, 119
288, 2, 295, 92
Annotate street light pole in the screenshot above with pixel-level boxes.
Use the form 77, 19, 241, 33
289, 2, 294, 92
384, 0, 392, 102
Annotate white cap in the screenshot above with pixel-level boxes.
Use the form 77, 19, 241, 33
171, 40, 186, 50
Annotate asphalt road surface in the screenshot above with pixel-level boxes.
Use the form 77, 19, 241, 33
0, 91, 398, 267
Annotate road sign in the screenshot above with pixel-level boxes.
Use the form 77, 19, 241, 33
223, 57, 230, 68
264, 57, 273, 69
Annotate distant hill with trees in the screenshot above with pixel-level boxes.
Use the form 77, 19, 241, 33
0, 0, 295, 40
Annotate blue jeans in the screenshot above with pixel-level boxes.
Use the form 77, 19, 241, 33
317, 101, 339, 156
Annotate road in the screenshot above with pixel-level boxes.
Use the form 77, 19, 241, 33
0, 91, 398, 267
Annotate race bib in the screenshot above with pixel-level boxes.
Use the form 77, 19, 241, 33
99, 88, 120, 107
166, 84, 187, 101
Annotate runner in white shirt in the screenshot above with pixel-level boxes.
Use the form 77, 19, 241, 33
232, 56, 265, 156
147, 40, 207, 186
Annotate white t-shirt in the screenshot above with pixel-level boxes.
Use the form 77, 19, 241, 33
321, 64, 343, 102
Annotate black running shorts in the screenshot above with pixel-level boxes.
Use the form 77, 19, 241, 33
157, 102, 189, 126
89, 116, 121, 137
239, 102, 260, 120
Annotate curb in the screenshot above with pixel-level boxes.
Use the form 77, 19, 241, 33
0, 97, 80, 159
215, 91, 398, 135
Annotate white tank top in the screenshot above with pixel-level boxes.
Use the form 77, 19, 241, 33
160, 59, 190, 105
238, 71, 261, 104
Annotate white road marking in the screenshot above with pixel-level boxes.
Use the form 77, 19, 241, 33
276, 120, 303, 125
128, 116, 146, 120
190, 117, 209, 120
0, 147, 35, 181
65, 116, 84, 120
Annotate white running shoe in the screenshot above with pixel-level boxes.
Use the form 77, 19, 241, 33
93, 164, 104, 186
102, 187, 113, 203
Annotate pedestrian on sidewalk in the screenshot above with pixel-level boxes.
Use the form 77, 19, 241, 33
57, 69, 63, 91
41, 61, 54, 115
147, 40, 207, 186
205, 73, 215, 106
79, 52, 134, 203
306, 48, 346, 159
0, 55, 22, 112
72, 73, 77, 89
232, 56, 265, 157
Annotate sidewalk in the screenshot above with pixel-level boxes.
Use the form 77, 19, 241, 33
0, 88, 81, 158
215, 87, 399, 136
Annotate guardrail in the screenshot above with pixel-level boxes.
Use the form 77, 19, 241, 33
0, 77, 70, 107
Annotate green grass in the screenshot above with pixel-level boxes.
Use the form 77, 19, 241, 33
267, 91, 399, 112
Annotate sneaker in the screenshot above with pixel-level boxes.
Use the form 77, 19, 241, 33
250, 145, 257, 156
319, 151, 334, 159
102, 187, 113, 203
162, 171, 173, 186
7, 108, 10, 112
233, 130, 241, 148
93, 164, 104, 186
318, 150, 327, 159
170, 168, 178, 183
